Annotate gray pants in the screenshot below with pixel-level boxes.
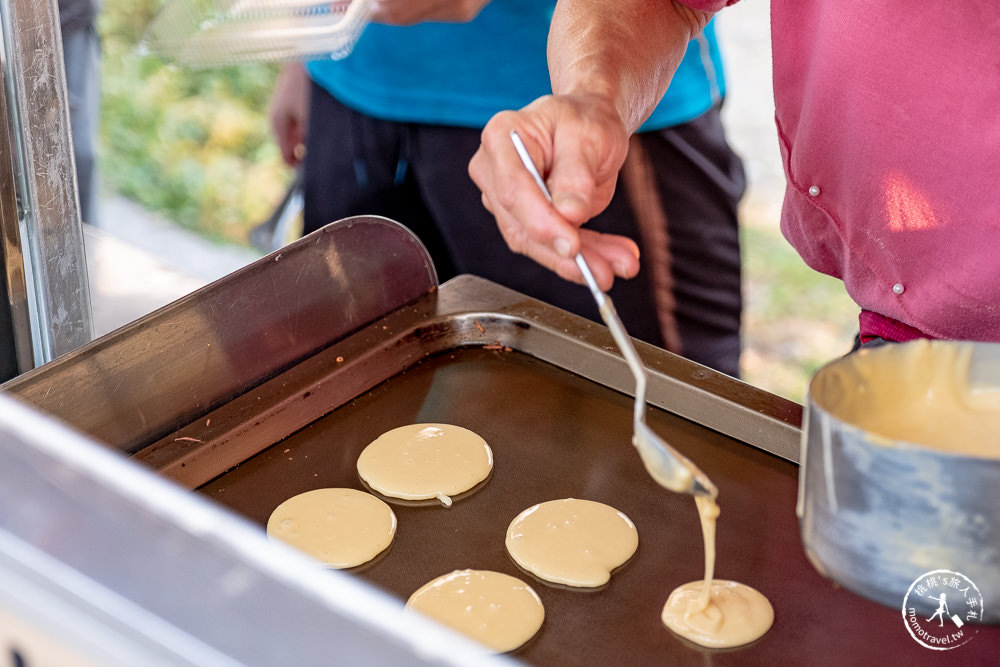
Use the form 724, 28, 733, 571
61, 22, 100, 226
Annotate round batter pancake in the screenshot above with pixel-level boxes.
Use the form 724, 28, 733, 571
661, 579, 774, 648
660, 495, 773, 647
266, 488, 396, 569
406, 569, 544, 653
505, 498, 638, 587
357, 423, 493, 507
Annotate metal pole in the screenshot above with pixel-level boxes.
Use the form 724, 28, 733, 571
0, 0, 93, 380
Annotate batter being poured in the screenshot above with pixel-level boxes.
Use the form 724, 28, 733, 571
660, 496, 773, 648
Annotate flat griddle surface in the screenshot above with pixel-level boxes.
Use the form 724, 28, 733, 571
199, 347, 998, 665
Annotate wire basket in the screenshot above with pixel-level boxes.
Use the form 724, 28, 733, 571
140, 0, 372, 67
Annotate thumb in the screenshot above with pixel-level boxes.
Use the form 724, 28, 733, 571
546, 151, 602, 228
550, 190, 592, 231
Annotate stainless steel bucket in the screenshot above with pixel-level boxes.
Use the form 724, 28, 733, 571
798, 340, 1000, 624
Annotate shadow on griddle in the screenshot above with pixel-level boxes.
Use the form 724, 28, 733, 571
504, 548, 640, 594
506, 615, 546, 658
330, 540, 396, 576
665, 627, 770, 654
401, 600, 548, 659
357, 471, 494, 509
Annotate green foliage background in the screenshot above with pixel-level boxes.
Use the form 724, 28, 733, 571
99, 0, 291, 244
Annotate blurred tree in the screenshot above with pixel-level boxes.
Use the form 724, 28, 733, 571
99, 0, 291, 244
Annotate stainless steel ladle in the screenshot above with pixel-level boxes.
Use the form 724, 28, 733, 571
510, 130, 717, 498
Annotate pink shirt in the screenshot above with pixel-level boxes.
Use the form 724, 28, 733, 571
685, 1, 1000, 341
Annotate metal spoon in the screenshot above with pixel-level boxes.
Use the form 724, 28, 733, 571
509, 130, 717, 498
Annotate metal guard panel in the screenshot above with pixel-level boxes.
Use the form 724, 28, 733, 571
1, 216, 436, 453
0, 392, 508, 666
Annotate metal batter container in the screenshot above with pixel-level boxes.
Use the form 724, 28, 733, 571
800, 341, 1000, 624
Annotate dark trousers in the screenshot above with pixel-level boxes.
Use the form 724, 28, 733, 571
303, 85, 745, 377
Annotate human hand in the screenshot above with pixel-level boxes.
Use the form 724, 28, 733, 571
268, 63, 310, 167
369, 0, 491, 26
468, 94, 639, 291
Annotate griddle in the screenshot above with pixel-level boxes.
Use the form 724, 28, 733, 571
5, 217, 997, 664
134, 280, 1000, 664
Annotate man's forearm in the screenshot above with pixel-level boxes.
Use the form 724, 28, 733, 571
548, 0, 713, 134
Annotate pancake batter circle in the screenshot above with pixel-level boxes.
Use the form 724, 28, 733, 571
266, 487, 396, 569
661, 579, 774, 648
406, 569, 544, 653
357, 423, 494, 507
505, 498, 638, 588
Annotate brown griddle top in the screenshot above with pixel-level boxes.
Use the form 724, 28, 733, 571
199, 347, 999, 665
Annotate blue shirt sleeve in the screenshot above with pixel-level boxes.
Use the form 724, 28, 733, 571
308, 2, 725, 131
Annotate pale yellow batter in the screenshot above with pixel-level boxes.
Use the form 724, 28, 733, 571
661, 496, 774, 648
818, 339, 1000, 458
357, 423, 494, 506
505, 498, 638, 587
266, 487, 396, 568
661, 578, 774, 649
405, 569, 545, 653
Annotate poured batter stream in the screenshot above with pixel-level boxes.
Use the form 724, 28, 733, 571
661, 496, 773, 648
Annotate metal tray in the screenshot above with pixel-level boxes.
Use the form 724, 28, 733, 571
6, 217, 996, 663
136, 275, 1000, 664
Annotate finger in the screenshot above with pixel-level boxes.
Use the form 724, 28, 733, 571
287, 124, 305, 167
492, 195, 580, 276
279, 124, 301, 167
578, 230, 641, 291
546, 152, 600, 230
472, 121, 583, 265
476, 187, 578, 282
503, 165, 582, 259
292, 142, 306, 165
369, 0, 420, 25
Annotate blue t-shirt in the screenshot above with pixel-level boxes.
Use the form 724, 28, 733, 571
307, 1, 725, 131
